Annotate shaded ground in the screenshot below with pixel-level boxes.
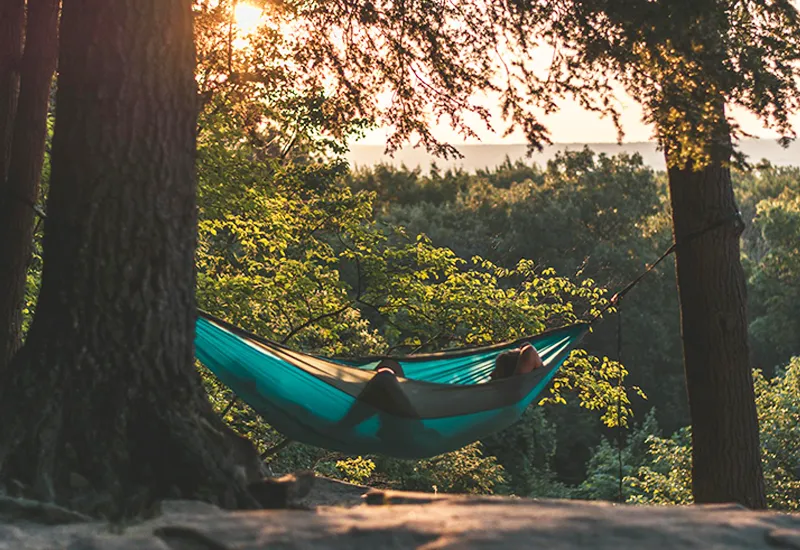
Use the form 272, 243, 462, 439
2, 476, 800, 549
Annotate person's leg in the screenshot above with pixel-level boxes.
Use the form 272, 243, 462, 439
338, 370, 419, 431
361, 371, 418, 417
514, 344, 543, 375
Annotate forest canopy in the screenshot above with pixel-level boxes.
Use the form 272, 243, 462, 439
3, 0, 798, 515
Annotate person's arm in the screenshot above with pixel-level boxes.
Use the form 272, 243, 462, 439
514, 343, 543, 375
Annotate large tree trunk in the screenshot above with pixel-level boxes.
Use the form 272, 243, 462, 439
0, 0, 262, 516
0, 0, 24, 178
0, 0, 59, 374
666, 145, 766, 509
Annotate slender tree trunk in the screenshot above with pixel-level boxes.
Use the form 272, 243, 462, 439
666, 137, 766, 508
0, 0, 59, 374
0, 0, 24, 178
0, 0, 262, 515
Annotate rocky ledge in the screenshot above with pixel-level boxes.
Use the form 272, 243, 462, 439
1, 476, 799, 549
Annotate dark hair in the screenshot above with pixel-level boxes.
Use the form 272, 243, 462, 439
492, 350, 520, 380
375, 358, 405, 377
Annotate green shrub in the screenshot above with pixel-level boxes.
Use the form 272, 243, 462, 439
629, 358, 800, 510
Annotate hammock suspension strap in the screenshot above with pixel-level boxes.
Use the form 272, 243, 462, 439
3, 189, 46, 219
616, 305, 624, 503
592, 210, 742, 320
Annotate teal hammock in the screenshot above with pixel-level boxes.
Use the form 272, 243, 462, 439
195, 312, 588, 459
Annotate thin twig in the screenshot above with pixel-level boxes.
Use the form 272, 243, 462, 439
261, 438, 293, 459
221, 395, 239, 417
280, 301, 354, 344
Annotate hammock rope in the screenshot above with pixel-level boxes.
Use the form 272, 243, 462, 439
616, 306, 624, 503
590, 210, 742, 321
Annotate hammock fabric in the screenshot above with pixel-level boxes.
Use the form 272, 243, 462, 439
195, 312, 589, 459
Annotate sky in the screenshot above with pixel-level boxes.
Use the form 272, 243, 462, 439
232, 0, 800, 147
356, 96, 800, 146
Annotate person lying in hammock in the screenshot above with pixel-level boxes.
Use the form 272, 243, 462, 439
337, 343, 543, 432
490, 343, 543, 380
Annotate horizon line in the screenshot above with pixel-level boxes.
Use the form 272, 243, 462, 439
350, 136, 791, 148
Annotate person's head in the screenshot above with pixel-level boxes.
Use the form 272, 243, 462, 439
491, 349, 521, 380
375, 358, 405, 377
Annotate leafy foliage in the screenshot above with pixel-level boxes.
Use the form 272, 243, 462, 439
332, 456, 377, 485
753, 359, 800, 511
350, 151, 676, 480
628, 427, 694, 506
482, 407, 573, 498
746, 175, 800, 370
373, 442, 507, 495
191, 4, 636, 492
191, 22, 650, 490
194, 132, 639, 489
629, 358, 800, 510
347, 153, 800, 500
579, 409, 663, 502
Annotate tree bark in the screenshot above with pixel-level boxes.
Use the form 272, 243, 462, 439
0, 0, 24, 180
0, 0, 262, 516
666, 143, 767, 509
0, 0, 59, 374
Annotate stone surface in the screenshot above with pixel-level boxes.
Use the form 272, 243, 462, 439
247, 470, 316, 509
154, 500, 223, 517
129, 498, 800, 550
0, 495, 93, 524
67, 535, 173, 550
295, 476, 371, 508
1, 484, 799, 549
0, 525, 25, 550
767, 528, 800, 549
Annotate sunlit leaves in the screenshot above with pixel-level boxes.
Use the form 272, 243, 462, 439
196, 159, 385, 355
541, 349, 644, 428
332, 456, 376, 485
554, 0, 800, 168
627, 427, 694, 506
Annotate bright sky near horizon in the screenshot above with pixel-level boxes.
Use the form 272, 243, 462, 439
356, 97, 800, 146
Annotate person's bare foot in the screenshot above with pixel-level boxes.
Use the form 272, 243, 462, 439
516, 345, 543, 374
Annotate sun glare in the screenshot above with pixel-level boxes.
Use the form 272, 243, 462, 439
234, 2, 263, 35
